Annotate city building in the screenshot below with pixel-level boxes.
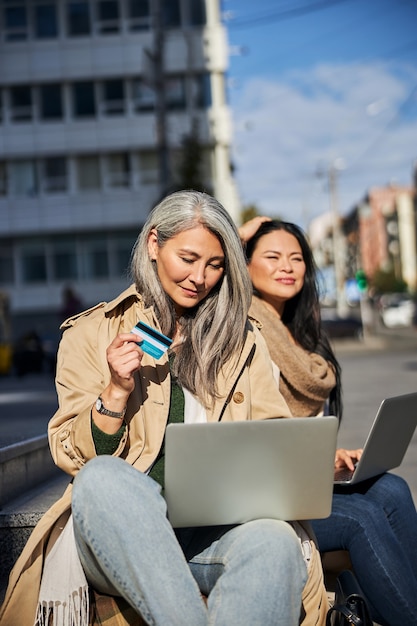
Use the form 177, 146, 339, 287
0, 0, 239, 339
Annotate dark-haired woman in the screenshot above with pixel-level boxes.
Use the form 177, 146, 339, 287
241, 216, 417, 626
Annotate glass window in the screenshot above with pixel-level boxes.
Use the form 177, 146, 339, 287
193, 74, 212, 108
162, 0, 180, 27
128, 0, 150, 31
67, 1, 91, 35
42, 157, 67, 193
3, 5, 28, 41
39, 84, 63, 120
102, 79, 125, 115
96, 0, 120, 33
84, 242, 109, 278
21, 245, 47, 283
113, 235, 135, 277
10, 160, 38, 196
34, 4, 58, 38
106, 153, 130, 187
0, 248, 14, 285
51, 240, 78, 280
10, 85, 33, 122
189, 0, 206, 25
73, 82, 96, 117
0, 162, 7, 196
139, 151, 158, 184
77, 155, 101, 190
166, 76, 185, 110
132, 79, 155, 112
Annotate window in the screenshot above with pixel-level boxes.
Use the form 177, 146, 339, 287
41, 157, 67, 192
162, 0, 180, 27
0, 246, 14, 285
189, 0, 206, 26
0, 162, 7, 196
77, 155, 101, 190
112, 235, 136, 277
51, 240, 78, 280
40, 84, 63, 120
10, 160, 38, 196
84, 240, 109, 278
21, 244, 47, 283
34, 3, 58, 38
10, 86, 33, 122
67, 1, 91, 35
139, 151, 158, 184
132, 79, 155, 112
73, 81, 96, 117
102, 79, 125, 115
165, 76, 185, 110
3, 4, 28, 41
96, 0, 120, 34
193, 74, 212, 108
128, 0, 150, 31
106, 153, 130, 187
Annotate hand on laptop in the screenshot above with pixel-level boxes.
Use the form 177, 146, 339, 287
335, 448, 363, 471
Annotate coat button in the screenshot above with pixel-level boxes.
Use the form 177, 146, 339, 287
233, 391, 244, 404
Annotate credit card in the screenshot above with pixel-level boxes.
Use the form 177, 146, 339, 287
132, 321, 172, 359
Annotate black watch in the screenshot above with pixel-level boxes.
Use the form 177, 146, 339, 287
95, 396, 126, 419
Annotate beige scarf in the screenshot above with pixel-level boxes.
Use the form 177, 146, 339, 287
35, 515, 89, 626
249, 296, 336, 417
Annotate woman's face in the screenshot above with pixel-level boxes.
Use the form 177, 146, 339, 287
148, 225, 225, 316
247, 229, 306, 315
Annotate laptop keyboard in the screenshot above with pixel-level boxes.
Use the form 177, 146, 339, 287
334, 467, 354, 482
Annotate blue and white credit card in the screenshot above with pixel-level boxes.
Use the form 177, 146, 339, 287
132, 321, 173, 360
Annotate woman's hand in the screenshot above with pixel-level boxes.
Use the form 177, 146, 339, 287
239, 216, 272, 244
106, 332, 144, 397
334, 448, 363, 471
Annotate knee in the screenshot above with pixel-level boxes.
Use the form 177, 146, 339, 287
238, 519, 306, 573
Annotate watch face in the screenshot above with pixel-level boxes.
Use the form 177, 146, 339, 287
96, 398, 102, 411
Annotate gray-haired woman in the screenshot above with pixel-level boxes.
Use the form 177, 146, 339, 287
1, 191, 326, 626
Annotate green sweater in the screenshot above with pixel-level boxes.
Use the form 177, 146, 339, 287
92, 363, 184, 491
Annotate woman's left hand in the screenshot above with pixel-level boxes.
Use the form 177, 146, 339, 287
334, 448, 363, 471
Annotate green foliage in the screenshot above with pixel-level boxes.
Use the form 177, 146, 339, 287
371, 268, 407, 294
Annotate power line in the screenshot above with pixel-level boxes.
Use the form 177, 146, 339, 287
228, 0, 359, 29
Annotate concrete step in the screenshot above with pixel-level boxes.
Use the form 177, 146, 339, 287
0, 434, 62, 507
0, 472, 70, 603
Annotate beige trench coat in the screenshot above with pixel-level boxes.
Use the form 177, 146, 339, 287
0, 285, 327, 625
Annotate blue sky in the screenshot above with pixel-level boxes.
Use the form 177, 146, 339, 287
224, 0, 417, 228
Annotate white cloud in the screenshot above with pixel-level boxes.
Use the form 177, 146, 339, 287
230, 60, 417, 227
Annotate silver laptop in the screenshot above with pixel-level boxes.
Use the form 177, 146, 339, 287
164, 416, 338, 528
334, 392, 417, 486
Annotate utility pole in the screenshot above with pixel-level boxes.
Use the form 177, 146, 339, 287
152, 0, 170, 196
328, 164, 348, 317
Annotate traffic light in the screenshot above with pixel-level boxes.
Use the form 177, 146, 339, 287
355, 269, 368, 292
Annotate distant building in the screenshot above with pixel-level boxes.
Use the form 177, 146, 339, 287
0, 0, 238, 336
357, 185, 417, 292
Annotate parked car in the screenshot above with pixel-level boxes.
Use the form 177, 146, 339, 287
321, 316, 363, 339
378, 294, 415, 328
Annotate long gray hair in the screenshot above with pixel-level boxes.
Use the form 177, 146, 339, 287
130, 190, 252, 406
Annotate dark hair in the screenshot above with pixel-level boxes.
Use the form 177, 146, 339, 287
245, 220, 343, 419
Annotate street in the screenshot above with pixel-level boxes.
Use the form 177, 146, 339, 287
0, 335, 416, 501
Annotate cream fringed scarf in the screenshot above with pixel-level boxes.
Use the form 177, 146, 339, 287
35, 515, 89, 626
249, 296, 336, 417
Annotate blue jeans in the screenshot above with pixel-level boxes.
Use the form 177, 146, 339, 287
312, 472, 417, 626
72, 455, 307, 625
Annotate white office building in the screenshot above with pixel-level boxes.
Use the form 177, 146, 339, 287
0, 0, 239, 337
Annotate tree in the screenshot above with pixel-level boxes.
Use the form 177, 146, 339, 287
371, 268, 407, 294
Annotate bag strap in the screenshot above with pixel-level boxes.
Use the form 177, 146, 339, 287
326, 603, 363, 626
